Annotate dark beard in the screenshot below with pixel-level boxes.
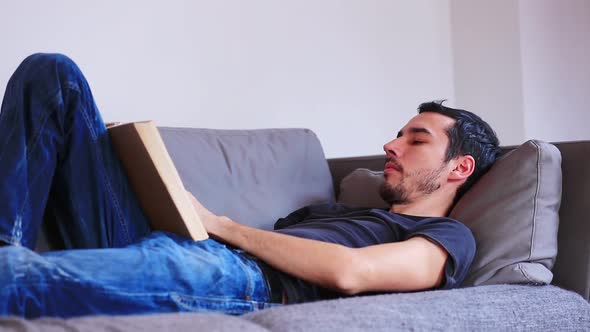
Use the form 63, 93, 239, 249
379, 180, 409, 205
379, 167, 445, 206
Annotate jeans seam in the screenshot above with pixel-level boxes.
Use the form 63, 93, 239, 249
170, 293, 263, 314
12, 107, 55, 246
0, 106, 17, 163
78, 101, 132, 246
235, 256, 254, 300
0, 104, 20, 244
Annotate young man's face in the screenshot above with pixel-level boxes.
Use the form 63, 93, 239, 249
380, 112, 456, 205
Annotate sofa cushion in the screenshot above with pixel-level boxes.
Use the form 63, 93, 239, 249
338, 168, 389, 209
337, 140, 562, 286
159, 128, 335, 230
0, 312, 269, 332
244, 285, 589, 331
2, 286, 587, 331
451, 140, 561, 285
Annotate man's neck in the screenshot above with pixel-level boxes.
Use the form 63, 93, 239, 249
389, 192, 455, 218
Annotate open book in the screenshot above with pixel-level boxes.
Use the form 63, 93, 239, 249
107, 121, 209, 241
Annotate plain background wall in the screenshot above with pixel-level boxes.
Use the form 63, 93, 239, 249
0, 0, 454, 158
450, 0, 525, 145
1, 1, 588, 157
450, 0, 590, 145
519, 0, 590, 142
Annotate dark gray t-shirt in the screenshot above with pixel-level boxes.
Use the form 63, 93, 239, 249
267, 203, 476, 303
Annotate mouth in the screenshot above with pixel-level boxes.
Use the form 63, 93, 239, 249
384, 159, 403, 174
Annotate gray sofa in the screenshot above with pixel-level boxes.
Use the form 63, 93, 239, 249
1, 127, 589, 331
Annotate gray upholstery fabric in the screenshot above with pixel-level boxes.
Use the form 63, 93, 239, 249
2, 285, 587, 331
551, 141, 590, 300
244, 285, 589, 332
327, 155, 387, 198
451, 140, 561, 286
158, 128, 335, 230
336, 140, 562, 286
338, 168, 388, 209
0, 313, 269, 332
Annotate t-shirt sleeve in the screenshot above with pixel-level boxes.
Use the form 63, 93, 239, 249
408, 218, 476, 289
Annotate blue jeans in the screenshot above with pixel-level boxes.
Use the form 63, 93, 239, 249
0, 53, 278, 318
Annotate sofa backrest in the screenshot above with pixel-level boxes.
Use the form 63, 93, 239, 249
327, 140, 590, 301
159, 127, 335, 230
549, 141, 590, 300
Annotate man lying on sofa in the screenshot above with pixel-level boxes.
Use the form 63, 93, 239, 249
0, 54, 500, 318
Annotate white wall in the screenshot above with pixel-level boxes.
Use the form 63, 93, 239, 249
0, 0, 455, 158
4, 1, 585, 158
519, 0, 590, 142
449, 0, 590, 145
449, 0, 525, 146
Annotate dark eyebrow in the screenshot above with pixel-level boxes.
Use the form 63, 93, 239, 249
397, 127, 433, 138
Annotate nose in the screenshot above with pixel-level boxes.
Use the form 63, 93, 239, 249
383, 138, 402, 157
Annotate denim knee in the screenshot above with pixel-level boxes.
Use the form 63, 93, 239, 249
6, 52, 91, 121
12, 53, 84, 92
19, 53, 77, 73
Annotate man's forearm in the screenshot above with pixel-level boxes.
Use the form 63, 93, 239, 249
188, 192, 445, 295
209, 216, 360, 293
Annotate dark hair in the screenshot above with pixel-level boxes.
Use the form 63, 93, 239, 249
418, 100, 500, 200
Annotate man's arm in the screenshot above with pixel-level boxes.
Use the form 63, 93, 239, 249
188, 193, 448, 295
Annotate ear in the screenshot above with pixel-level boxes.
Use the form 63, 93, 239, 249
448, 155, 475, 182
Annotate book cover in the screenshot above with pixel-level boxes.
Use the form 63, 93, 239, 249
107, 121, 209, 241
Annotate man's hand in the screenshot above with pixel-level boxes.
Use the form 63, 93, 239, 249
186, 190, 227, 236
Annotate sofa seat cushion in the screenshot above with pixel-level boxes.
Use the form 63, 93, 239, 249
159, 128, 335, 230
4, 285, 585, 332
0, 312, 269, 332
245, 285, 590, 331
